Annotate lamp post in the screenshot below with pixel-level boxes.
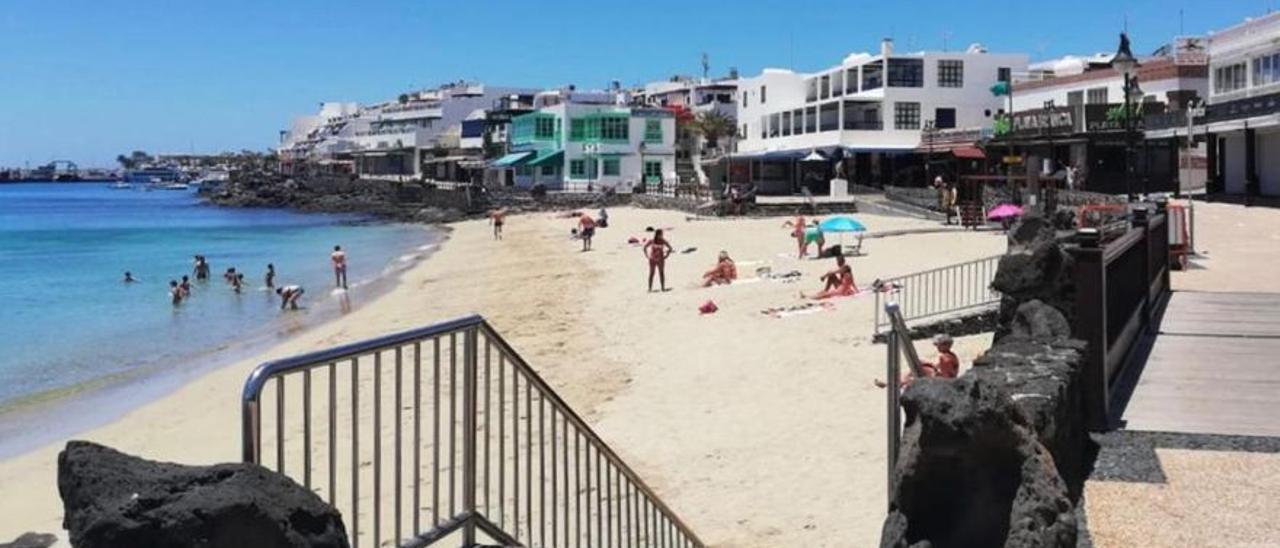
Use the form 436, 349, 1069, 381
923, 119, 937, 186
1112, 32, 1140, 202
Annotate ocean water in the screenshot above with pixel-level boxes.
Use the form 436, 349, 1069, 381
0, 183, 436, 410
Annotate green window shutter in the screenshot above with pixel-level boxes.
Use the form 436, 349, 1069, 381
644, 119, 662, 143
603, 158, 620, 176
570, 160, 585, 177
569, 119, 585, 141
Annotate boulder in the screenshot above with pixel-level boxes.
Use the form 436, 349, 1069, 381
0, 533, 57, 548
1005, 299, 1072, 342
881, 376, 1076, 548
59, 441, 348, 548
991, 216, 1075, 342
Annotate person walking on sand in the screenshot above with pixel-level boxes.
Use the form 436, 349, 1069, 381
875, 334, 960, 388
644, 229, 674, 292
578, 214, 596, 252
490, 209, 506, 240
265, 264, 275, 289
331, 245, 348, 289
169, 280, 183, 306
276, 284, 305, 310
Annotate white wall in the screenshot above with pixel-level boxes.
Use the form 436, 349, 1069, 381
1258, 130, 1280, 195
1222, 133, 1248, 194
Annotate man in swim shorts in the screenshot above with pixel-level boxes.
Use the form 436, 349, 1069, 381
331, 245, 348, 289
277, 285, 305, 310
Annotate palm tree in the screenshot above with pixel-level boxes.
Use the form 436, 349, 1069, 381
686, 111, 738, 151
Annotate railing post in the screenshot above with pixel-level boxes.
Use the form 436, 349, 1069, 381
462, 327, 479, 546
1070, 229, 1109, 429
1133, 207, 1153, 331
885, 303, 901, 505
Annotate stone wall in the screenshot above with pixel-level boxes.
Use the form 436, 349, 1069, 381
884, 184, 1126, 220
881, 216, 1091, 548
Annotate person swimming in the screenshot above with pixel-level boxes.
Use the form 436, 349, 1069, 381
232, 273, 244, 294
223, 267, 237, 285
179, 275, 192, 297
169, 280, 183, 305
265, 263, 275, 289
193, 255, 210, 281
123, 271, 136, 283
643, 229, 674, 292
276, 284, 305, 310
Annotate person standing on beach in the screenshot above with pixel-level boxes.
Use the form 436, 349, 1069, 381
193, 255, 210, 281
265, 264, 275, 289
276, 285, 305, 310
490, 209, 506, 240
331, 245, 348, 289
169, 280, 183, 305
644, 229, 673, 292
784, 216, 807, 258
578, 214, 596, 252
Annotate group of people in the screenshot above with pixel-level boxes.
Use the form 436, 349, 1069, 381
783, 215, 832, 259
130, 246, 349, 311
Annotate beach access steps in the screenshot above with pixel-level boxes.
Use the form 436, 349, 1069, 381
241, 315, 703, 548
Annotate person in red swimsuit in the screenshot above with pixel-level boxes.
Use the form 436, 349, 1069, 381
578, 214, 596, 251
643, 229, 673, 292
490, 209, 506, 240
783, 215, 807, 258
875, 334, 960, 388
702, 250, 738, 287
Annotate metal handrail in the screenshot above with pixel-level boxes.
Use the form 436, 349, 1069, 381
242, 315, 704, 548
873, 254, 1003, 335
883, 302, 924, 503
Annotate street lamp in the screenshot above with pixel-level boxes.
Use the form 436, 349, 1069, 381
1112, 32, 1140, 201
923, 119, 937, 186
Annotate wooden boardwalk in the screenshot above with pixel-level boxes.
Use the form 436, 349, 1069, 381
1120, 291, 1280, 438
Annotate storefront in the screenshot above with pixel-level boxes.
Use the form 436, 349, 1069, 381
1178, 91, 1280, 197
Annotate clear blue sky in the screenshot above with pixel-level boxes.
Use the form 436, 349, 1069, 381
0, 0, 1271, 167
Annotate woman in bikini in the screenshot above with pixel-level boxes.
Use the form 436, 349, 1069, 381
783, 216, 808, 258
702, 250, 738, 287
805, 260, 857, 300
643, 229, 674, 292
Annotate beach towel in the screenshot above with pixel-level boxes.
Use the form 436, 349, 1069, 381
761, 302, 836, 319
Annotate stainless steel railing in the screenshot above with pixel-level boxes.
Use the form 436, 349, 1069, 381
872, 254, 1003, 335
242, 315, 704, 548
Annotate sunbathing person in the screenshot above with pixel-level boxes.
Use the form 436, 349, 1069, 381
702, 251, 738, 287
875, 334, 959, 388
820, 256, 851, 292
804, 259, 856, 300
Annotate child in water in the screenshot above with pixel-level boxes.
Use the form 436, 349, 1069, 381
169, 280, 183, 305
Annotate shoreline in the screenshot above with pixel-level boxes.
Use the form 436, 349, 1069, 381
0, 221, 446, 460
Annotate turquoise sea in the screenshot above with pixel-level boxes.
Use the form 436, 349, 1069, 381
0, 183, 436, 419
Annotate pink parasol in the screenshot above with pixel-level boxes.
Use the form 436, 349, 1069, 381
986, 204, 1024, 221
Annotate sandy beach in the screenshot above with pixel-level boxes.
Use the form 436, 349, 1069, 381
0, 206, 1005, 546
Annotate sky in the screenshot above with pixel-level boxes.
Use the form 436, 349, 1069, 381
0, 0, 1273, 167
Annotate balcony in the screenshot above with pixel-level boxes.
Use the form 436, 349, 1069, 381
844, 120, 884, 131
378, 102, 443, 121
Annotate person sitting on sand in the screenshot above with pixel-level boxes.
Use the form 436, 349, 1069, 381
123, 271, 136, 283
276, 284, 305, 310
578, 214, 596, 251
783, 216, 807, 258
597, 207, 609, 228
702, 251, 738, 287
804, 257, 856, 300
644, 229, 674, 292
875, 334, 960, 388
490, 209, 506, 240
169, 280, 183, 306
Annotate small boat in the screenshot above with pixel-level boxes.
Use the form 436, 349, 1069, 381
108, 181, 133, 190
159, 182, 190, 190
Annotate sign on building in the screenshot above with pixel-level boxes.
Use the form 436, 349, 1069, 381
1174, 36, 1208, 66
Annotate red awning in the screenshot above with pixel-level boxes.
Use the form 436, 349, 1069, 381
952, 146, 987, 160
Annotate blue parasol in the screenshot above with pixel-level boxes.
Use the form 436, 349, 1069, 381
819, 216, 867, 233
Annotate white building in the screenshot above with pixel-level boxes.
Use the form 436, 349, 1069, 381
490, 91, 677, 192
1192, 12, 1280, 197
733, 40, 1027, 194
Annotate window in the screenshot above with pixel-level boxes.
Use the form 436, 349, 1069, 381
1215, 62, 1248, 94
541, 164, 556, 176
938, 60, 964, 88
832, 71, 844, 97
535, 117, 556, 139
804, 106, 818, 133
997, 67, 1012, 83
791, 108, 803, 134
1086, 87, 1108, 105
894, 102, 921, 130
760, 85, 767, 103
760, 115, 768, 139
570, 159, 585, 178
846, 68, 859, 94
887, 58, 924, 87
806, 79, 818, 102
820, 75, 831, 99
643, 160, 662, 183
782, 111, 793, 136
862, 61, 884, 90
742, 124, 748, 139
1255, 53, 1280, 86
769, 113, 781, 137
1067, 91, 1084, 106
742, 90, 748, 107
644, 119, 663, 143
819, 102, 839, 132
599, 116, 628, 141
569, 118, 586, 141
935, 107, 957, 129
602, 157, 620, 176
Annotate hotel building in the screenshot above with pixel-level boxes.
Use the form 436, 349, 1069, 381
733, 40, 1027, 195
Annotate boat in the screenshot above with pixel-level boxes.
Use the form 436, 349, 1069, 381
123, 166, 185, 185
159, 182, 190, 190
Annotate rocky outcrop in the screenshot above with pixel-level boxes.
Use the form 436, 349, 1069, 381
991, 216, 1076, 342
59, 441, 348, 548
0, 533, 56, 548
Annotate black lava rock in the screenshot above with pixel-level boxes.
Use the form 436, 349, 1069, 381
0, 533, 57, 548
58, 441, 348, 548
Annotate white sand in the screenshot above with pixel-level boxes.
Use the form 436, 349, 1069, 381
0, 206, 1004, 546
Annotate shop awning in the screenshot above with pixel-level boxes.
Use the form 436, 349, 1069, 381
422, 155, 478, 164
952, 146, 987, 160
527, 150, 564, 167
489, 151, 533, 167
